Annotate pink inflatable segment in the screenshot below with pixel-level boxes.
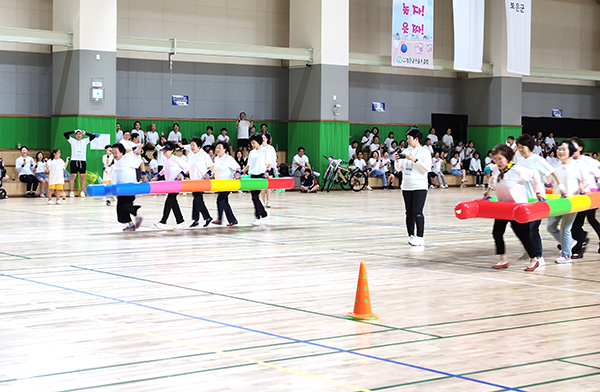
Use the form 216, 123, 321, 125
150, 181, 182, 194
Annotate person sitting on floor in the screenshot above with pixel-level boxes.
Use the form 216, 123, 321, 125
300, 168, 319, 193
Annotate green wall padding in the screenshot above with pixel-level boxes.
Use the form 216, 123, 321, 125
288, 121, 349, 175
0, 116, 51, 149
467, 126, 523, 156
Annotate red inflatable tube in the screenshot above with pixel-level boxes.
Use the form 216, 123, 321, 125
455, 199, 551, 223
267, 177, 295, 190
513, 202, 551, 223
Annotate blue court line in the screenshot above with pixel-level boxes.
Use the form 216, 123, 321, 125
0, 273, 526, 392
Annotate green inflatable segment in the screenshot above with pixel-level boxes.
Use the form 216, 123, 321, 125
240, 179, 269, 191
548, 198, 572, 217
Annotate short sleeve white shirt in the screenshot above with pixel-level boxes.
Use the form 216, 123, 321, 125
146, 131, 159, 145
201, 133, 215, 147
68, 138, 90, 161
112, 154, 139, 184
187, 149, 214, 180
15, 156, 35, 176
214, 154, 240, 180
442, 134, 453, 148
168, 131, 182, 143
48, 159, 66, 186
292, 154, 309, 173
427, 134, 438, 144
248, 148, 267, 175
237, 120, 250, 139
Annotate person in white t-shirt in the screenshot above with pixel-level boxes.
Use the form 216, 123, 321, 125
168, 123, 182, 144
236, 112, 254, 155
183, 137, 214, 228
545, 133, 556, 150
468, 151, 484, 187
423, 138, 434, 156
483, 144, 545, 271
33, 151, 48, 198
532, 139, 543, 156
450, 151, 467, 186
132, 121, 145, 145
201, 126, 215, 148
111, 143, 143, 232
384, 132, 395, 152
368, 150, 388, 189
506, 136, 517, 150
442, 128, 454, 154
361, 129, 372, 152
381, 151, 395, 189
394, 128, 433, 246
149, 152, 159, 179
64, 129, 98, 198
260, 133, 278, 208
349, 140, 359, 161
429, 151, 448, 188
213, 141, 242, 226
427, 128, 438, 148
245, 133, 270, 225
116, 123, 123, 143
143, 123, 160, 161
354, 151, 367, 171
46, 148, 70, 205
369, 135, 382, 155
292, 147, 311, 177
547, 140, 588, 263
101, 144, 116, 205
217, 128, 233, 154
153, 141, 190, 231
15, 146, 38, 197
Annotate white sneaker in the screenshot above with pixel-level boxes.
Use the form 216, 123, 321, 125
237, 190, 244, 194
80, 191, 86, 198
555, 256, 572, 264
56, 200, 62, 205
69, 192, 75, 198
408, 235, 415, 244
367, 185, 373, 191
252, 218, 262, 226
538, 256, 546, 267
47, 200, 55, 205
40, 193, 45, 198
265, 201, 271, 208
409, 236, 425, 246
173, 221, 187, 231
429, 185, 435, 189
260, 215, 272, 224
154, 222, 170, 230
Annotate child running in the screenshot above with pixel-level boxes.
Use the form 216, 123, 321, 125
111, 143, 143, 231
154, 141, 190, 230
46, 149, 70, 205
102, 144, 115, 206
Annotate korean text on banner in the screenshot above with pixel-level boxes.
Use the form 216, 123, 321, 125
505, 0, 531, 75
453, 0, 485, 73
392, 0, 434, 70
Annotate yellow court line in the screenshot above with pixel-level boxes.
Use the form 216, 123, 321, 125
0, 293, 372, 392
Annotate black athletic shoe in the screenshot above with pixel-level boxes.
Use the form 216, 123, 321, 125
25, 193, 31, 198
204, 217, 213, 227
189, 221, 199, 228
572, 253, 583, 259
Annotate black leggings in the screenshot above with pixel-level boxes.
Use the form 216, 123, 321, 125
161, 193, 184, 224
402, 189, 427, 237
217, 192, 237, 223
493, 219, 536, 257
572, 209, 600, 253
250, 174, 267, 219
192, 192, 211, 222
117, 196, 140, 224
19, 174, 38, 192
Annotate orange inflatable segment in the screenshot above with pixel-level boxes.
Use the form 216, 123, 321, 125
180, 180, 212, 193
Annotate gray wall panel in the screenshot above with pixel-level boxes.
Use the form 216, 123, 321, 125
116, 58, 289, 121
0, 50, 51, 116
349, 71, 462, 124
522, 83, 600, 119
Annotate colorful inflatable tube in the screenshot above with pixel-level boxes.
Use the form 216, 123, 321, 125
455, 192, 600, 223
87, 178, 295, 197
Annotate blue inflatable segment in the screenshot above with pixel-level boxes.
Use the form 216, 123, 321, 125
87, 184, 109, 197
113, 182, 151, 196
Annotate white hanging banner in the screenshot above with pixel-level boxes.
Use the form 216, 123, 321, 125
452, 0, 485, 72
392, 0, 434, 69
505, 0, 531, 75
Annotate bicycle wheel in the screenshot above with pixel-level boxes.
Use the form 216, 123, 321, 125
339, 171, 351, 191
321, 166, 332, 189
349, 170, 367, 192
322, 167, 335, 191
327, 170, 338, 192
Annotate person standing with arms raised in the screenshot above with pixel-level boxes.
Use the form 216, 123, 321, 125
63, 129, 98, 198
236, 112, 253, 157
394, 128, 432, 246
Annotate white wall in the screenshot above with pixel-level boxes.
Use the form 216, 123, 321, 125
0, 0, 52, 53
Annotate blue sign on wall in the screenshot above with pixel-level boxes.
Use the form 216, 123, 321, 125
372, 102, 385, 112
552, 108, 562, 117
172, 95, 189, 106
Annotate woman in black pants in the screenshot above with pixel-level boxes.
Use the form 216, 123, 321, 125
246, 133, 270, 226
394, 128, 432, 246
483, 144, 545, 271
213, 142, 241, 226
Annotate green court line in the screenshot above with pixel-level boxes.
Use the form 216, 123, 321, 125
558, 359, 600, 370
0, 251, 30, 259
402, 302, 600, 330
0, 293, 211, 316
492, 371, 600, 391
0, 326, 402, 384
71, 265, 442, 338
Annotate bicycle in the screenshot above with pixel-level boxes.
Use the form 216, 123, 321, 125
321, 156, 368, 192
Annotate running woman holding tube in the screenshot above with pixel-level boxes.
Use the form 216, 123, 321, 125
394, 128, 432, 246
213, 141, 241, 226
246, 133, 270, 226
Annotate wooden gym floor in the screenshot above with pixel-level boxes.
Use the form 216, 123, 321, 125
1, 188, 599, 391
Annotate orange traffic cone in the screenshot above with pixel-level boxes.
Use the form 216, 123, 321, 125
347, 261, 379, 320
